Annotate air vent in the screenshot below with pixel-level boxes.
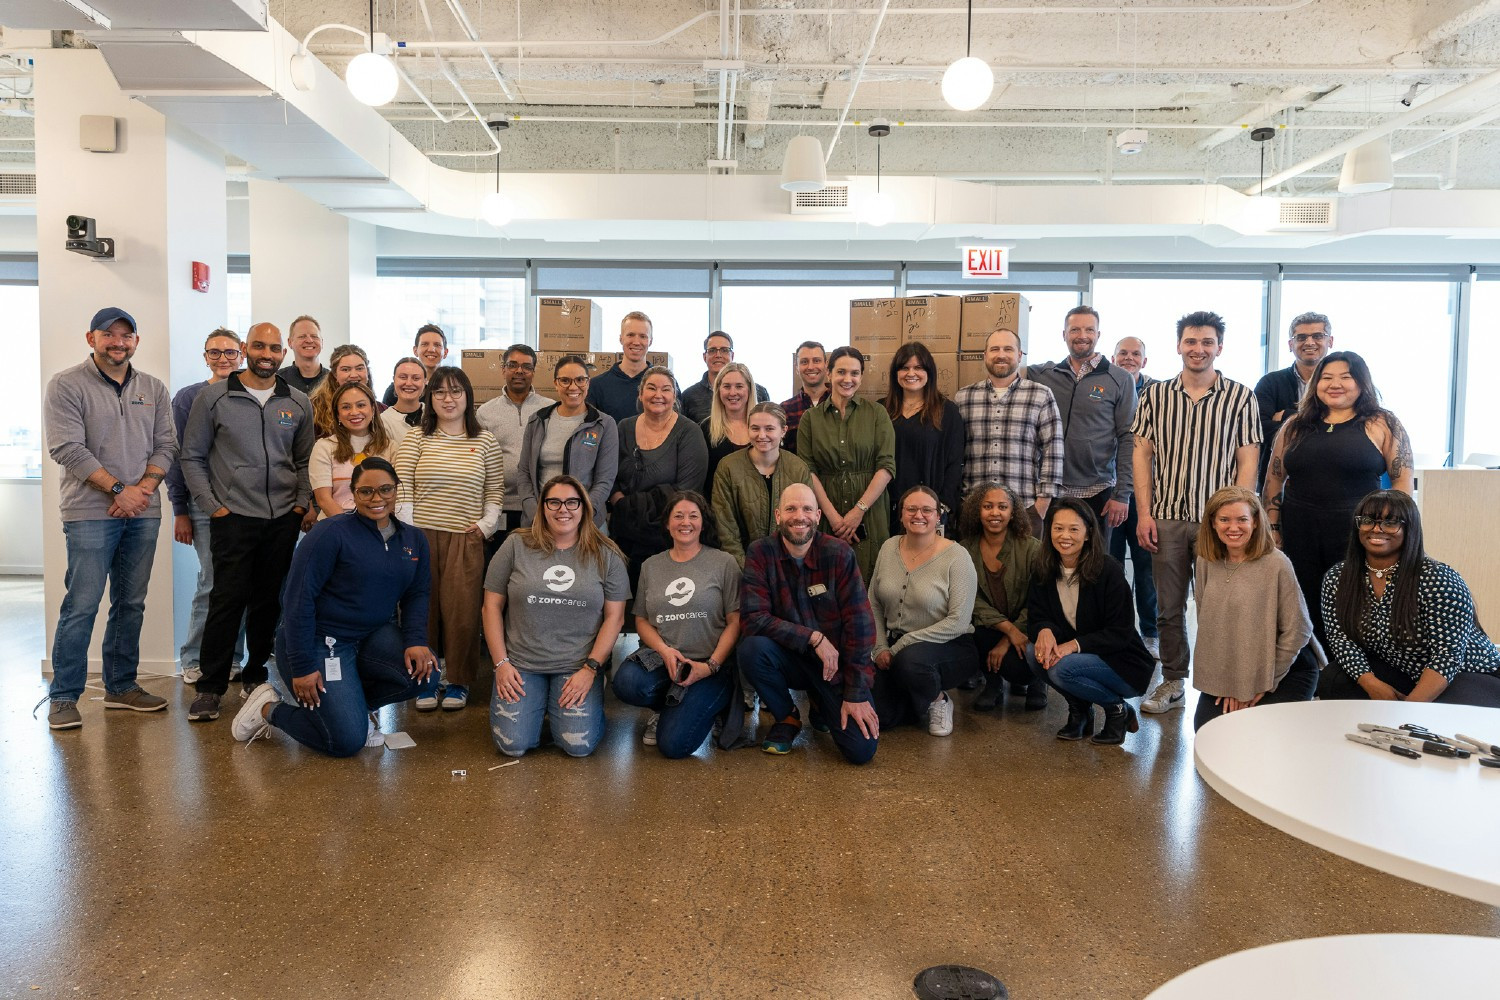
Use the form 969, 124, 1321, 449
790, 182, 850, 215
1274, 199, 1335, 230
0, 173, 37, 195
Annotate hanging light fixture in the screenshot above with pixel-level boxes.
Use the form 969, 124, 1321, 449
346, 0, 399, 107
1243, 126, 1280, 231
861, 120, 894, 226
480, 149, 513, 227
941, 0, 994, 112
779, 135, 828, 192
1338, 136, 1395, 194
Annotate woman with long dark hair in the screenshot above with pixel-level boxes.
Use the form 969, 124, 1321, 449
1028, 497, 1154, 745
1262, 351, 1413, 639
884, 342, 964, 533
960, 483, 1045, 712
309, 382, 395, 520
1320, 490, 1500, 706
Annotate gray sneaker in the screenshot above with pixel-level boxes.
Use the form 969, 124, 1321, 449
48, 700, 82, 730
181, 665, 202, 684
104, 687, 167, 712
188, 692, 222, 721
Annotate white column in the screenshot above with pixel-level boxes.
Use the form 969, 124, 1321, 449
34, 49, 227, 677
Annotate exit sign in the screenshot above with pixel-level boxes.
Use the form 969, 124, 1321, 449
962, 246, 1009, 279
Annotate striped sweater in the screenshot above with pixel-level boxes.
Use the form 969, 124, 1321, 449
393, 428, 505, 534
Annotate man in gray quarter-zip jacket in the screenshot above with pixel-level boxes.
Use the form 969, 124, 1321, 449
179, 321, 314, 722
42, 306, 177, 731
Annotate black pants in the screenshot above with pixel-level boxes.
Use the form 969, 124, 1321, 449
973, 626, 1042, 689
1280, 498, 1352, 648
196, 510, 302, 696
872, 637, 981, 728
1318, 652, 1500, 708
1076, 487, 1115, 551
1192, 644, 1320, 731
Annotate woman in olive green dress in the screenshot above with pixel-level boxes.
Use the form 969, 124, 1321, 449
795, 346, 897, 580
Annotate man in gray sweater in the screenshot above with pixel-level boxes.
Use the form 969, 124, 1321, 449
179, 322, 314, 721
43, 307, 177, 730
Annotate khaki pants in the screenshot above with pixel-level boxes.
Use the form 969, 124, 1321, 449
1153, 518, 1199, 683
424, 528, 487, 687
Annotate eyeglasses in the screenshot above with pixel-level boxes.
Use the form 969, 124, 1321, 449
543, 497, 583, 511
704, 346, 733, 356
555, 375, 590, 389
1354, 515, 1405, 532
1293, 333, 1331, 343
205, 349, 241, 360
430, 388, 465, 400
353, 484, 398, 499
503, 361, 535, 373
903, 505, 939, 517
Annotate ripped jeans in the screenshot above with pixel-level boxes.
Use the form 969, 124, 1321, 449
489, 666, 606, 757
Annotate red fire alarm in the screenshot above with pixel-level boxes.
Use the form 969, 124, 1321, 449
191, 261, 210, 293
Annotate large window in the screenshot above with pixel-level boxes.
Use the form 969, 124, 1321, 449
226, 271, 252, 337
1460, 277, 1500, 463
1278, 276, 1458, 463
590, 296, 712, 382
905, 289, 1082, 364
371, 275, 525, 375
1091, 273, 1269, 388
0, 283, 41, 477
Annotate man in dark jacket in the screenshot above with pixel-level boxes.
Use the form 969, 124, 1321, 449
680, 331, 769, 423
1253, 311, 1333, 487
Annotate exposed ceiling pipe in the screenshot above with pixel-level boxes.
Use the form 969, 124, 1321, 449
1197, 86, 1317, 150
439, 0, 518, 101
394, 12, 715, 50
824, 0, 892, 164
437, 61, 503, 151
1242, 66, 1500, 194
1391, 102, 1500, 161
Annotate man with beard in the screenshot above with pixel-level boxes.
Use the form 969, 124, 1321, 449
738, 483, 879, 764
42, 307, 176, 730
179, 322, 315, 722
477, 343, 549, 545
779, 340, 828, 455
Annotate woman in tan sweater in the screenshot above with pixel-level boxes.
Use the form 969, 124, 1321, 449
1191, 486, 1317, 731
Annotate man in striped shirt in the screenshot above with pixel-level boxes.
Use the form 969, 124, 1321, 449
1130, 311, 1261, 714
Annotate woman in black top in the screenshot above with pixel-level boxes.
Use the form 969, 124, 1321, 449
884, 343, 964, 535
1262, 352, 1413, 643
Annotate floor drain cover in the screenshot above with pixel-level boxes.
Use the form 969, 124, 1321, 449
912, 965, 1007, 1000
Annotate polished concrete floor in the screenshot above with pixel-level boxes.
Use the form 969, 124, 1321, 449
4, 573, 1497, 999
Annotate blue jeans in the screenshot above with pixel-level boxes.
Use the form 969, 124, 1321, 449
269, 622, 423, 758
612, 652, 734, 759
50, 516, 161, 703
737, 635, 877, 765
180, 504, 245, 673
1107, 495, 1158, 639
1045, 652, 1138, 707
489, 667, 606, 757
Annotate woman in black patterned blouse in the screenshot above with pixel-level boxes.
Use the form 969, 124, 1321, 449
1320, 490, 1500, 707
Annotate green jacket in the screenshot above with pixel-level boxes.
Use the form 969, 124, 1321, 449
711, 448, 813, 566
961, 533, 1040, 632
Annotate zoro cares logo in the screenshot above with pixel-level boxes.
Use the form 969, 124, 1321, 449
545, 565, 576, 592
665, 577, 695, 606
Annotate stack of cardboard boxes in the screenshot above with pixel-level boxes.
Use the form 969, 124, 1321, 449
845, 293, 1030, 401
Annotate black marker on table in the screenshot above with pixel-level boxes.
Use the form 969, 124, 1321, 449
1367, 732, 1470, 759
1346, 733, 1422, 759
1455, 733, 1500, 756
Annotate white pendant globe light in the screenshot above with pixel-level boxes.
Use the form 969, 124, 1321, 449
480, 150, 512, 227
346, 50, 399, 106
862, 191, 894, 227
942, 0, 993, 111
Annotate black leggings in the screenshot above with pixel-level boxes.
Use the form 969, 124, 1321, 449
973, 626, 1040, 689
1193, 644, 1320, 731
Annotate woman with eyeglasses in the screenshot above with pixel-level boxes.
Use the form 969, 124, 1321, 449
1029, 497, 1154, 746
379, 356, 426, 448
392, 366, 504, 713
884, 344, 964, 535
309, 382, 396, 521
960, 483, 1045, 713
515, 354, 617, 529
230, 457, 437, 755
167, 328, 248, 684
484, 476, 630, 757
796, 346, 897, 581
1190, 487, 1317, 731
1261, 351, 1413, 642
310, 344, 382, 438
712, 402, 813, 568
699, 362, 755, 487
867, 485, 979, 737
1319, 490, 1500, 706
610, 366, 709, 592
612, 491, 742, 756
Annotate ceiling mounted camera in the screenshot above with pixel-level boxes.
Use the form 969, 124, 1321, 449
867, 118, 891, 138
65, 214, 115, 261
1116, 129, 1148, 155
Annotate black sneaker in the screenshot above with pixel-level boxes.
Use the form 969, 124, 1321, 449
762, 720, 802, 754
188, 692, 222, 721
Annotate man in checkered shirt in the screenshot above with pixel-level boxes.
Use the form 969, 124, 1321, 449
954, 326, 1063, 534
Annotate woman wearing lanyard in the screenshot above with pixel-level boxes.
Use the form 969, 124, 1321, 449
380, 356, 426, 449
711, 402, 813, 567
309, 382, 395, 520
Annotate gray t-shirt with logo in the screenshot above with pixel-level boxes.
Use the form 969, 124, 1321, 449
632, 547, 741, 661
484, 533, 631, 674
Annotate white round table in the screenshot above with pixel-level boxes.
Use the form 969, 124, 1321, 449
1144, 934, 1500, 999
1193, 699, 1500, 905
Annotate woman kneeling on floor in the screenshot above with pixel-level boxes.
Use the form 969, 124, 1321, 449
1028, 497, 1154, 746
232, 458, 436, 755
1191, 486, 1317, 731
612, 490, 742, 757
483, 475, 630, 757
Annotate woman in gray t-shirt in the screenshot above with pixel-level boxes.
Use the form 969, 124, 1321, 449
482, 475, 630, 757
611, 491, 741, 758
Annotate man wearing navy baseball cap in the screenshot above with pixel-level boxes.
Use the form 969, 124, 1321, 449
42, 307, 178, 730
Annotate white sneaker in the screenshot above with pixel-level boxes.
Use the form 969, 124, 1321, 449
231, 683, 280, 741
1142, 678, 1185, 714
365, 713, 384, 748
642, 712, 659, 746
928, 692, 954, 737
1144, 636, 1160, 660
181, 665, 202, 684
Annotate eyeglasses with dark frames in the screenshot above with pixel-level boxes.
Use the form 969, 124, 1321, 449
353, 484, 398, 499
205, 348, 241, 360
1354, 515, 1405, 532
555, 375, 590, 388
543, 497, 584, 511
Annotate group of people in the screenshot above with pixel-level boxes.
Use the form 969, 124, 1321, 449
42, 301, 1500, 762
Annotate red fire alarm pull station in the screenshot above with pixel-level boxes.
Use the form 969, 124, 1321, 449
192, 261, 210, 293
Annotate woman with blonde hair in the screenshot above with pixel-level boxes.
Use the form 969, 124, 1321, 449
711, 402, 813, 567
1191, 485, 1316, 731
309, 381, 395, 520
700, 362, 756, 487
483, 475, 630, 757
310, 344, 380, 437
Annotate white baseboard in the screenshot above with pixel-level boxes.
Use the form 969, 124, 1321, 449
40, 658, 180, 677
0, 564, 43, 575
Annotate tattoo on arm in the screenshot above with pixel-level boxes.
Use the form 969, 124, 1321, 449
1386, 413, 1414, 479
1269, 454, 1285, 479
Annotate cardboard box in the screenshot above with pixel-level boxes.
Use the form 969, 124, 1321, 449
933, 352, 959, 397
460, 349, 509, 403
849, 298, 903, 351
959, 292, 1030, 353
957, 351, 989, 390
902, 296, 961, 353
538, 297, 604, 352
856, 351, 896, 399
532, 351, 674, 401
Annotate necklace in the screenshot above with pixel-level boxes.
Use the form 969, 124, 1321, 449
1366, 561, 1396, 580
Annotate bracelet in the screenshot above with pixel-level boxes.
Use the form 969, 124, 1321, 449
854, 499, 869, 512
707, 658, 721, 674
494, 657, 510, 668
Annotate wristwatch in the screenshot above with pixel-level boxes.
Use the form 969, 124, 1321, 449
854, 499, 869, 512
110, 481, 124, 495
584, 657, 603, 673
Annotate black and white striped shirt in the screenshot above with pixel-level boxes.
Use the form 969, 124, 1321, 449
1130, 372, 1261, 522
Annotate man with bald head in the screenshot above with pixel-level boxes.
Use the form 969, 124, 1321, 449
737, 483, 880, 764
180, 321, 315, 722
1106, 336, 1159, 657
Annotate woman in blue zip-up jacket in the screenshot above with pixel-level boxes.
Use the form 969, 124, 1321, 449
230, 457, 437, 756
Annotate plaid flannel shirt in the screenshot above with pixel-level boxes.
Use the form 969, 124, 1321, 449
954, 378, 1064, 508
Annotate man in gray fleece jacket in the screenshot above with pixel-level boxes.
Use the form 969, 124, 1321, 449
43, 306, 177, 731
178, 322, 314, 721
